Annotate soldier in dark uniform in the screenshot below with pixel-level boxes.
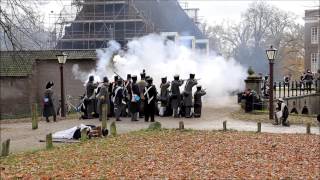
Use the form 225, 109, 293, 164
159, 77, 170, 117
183, 73, 198, 118
43, 81, 56, 122
85, 76, 98, 119
113, 79, 125, 121
144, 77, 157, 122
193, 85, 206, 118
108, 75, 119, 117
137, 72, 147, 118
96, 77, 109, 121
130, 75, 140, 121
170, 75, 184, 118
123, 74, 132, 117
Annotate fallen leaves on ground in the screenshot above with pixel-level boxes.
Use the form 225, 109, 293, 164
1, 130, 319, 179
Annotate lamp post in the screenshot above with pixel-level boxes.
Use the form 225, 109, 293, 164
56, 52, 68, 117
266, 45, 277, 120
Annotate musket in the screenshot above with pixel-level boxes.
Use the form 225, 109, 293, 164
113, 71, 125, 80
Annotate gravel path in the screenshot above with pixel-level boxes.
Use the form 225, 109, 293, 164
1, 105, 319, 154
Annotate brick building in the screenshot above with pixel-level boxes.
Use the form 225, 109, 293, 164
0, 50, 96, 119
304, 9, 320, 73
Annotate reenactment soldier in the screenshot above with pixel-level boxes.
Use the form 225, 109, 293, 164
85, 76, 98, 119
137, 72, 147, 118
96, 76, 109, 121
183, 73, 198, 118
108, 75, 119, 117
43, 81, 56, 122
274, 98, 289, 126
113, 79, 125, 121
130, 75, 140, 121
123, 74, 132, 117
193, 85, 206, 118
144, 77, 158, 122
159, 77, 170, 117
170, 75, 184, 118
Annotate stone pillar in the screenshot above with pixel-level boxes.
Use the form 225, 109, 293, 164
244, 75, 263, 96
316, 79, 320, 93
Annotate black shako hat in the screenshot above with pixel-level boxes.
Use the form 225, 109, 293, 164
103, 76, 109, 83
127, 74, 131, 79
174, 74, 179, 80
117, 78, 123, 85
140, 73, 146, 79
132, 75, 137, 81
89, 75, 94, 82
190, 73, 195, 79
146, 77, 153, 84
46, 81, 54, 89
114, 75, 119, 81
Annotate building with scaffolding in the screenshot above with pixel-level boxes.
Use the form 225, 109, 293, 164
52, 0, 208, 51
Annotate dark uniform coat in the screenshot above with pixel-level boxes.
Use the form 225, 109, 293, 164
97, 82, 109, 118
183, 79, 198, 107
86, 81, 98, 116
160, 82, 170, 107
144, 84, 157, 121
43, 89, 56, 117
193, 90, 206, 117
130, 82, 140, 113
170, 80, 184, 109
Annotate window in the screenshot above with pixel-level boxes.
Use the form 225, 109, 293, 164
311, 27, 319, 44
311, 53, 319, 73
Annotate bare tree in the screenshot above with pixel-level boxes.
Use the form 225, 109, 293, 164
0, 0, 50, 50
200, 1, 303, 80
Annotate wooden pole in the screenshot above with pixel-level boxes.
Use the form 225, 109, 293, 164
32, 103, 38, 130
223, 121, 227, 131
110, 121, 117, 137
46, 133, 53, 149
179, 121, 184, 130
306, 123, 311, 134
101, 104, 107, 130
81, 128, 88, 142
257, 122, 261, 133
1, 139, 10, 156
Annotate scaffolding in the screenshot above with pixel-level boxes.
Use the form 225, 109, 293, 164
50, 0, 155, 49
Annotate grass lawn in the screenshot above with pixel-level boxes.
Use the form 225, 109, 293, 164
231, 110, 319, 126
1, 129, 319, 179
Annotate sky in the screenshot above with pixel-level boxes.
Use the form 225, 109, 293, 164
181, 0, 319, 25
39, 0, 319, 29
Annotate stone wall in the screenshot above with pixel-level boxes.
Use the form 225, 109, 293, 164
284, 93, 320, 115
0, 76, 32, 118
0, 59, 96, 118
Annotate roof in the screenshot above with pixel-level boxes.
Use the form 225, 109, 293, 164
0, 50, 97, 77
134, 0, 205, 39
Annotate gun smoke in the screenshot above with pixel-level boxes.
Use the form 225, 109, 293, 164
72, 34, 247, 106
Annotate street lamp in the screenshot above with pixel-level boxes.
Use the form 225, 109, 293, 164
56, 52, 68, 117
266, 45, 277, 120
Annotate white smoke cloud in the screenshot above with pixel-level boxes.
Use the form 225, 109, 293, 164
72, 34, 247, 106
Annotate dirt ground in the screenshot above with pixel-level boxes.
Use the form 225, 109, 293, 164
1, 104, 319, 154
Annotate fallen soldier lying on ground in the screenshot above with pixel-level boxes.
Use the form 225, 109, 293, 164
52, 124, 108, 139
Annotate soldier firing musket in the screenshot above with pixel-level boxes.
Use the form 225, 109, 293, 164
170, 74, 184, 118
193, 85, 206, 118
183, 73, 198, 118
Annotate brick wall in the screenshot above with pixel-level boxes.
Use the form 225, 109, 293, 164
0, 59, 96, 118
35, 59, 96, 112
0, 76, 32, 118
